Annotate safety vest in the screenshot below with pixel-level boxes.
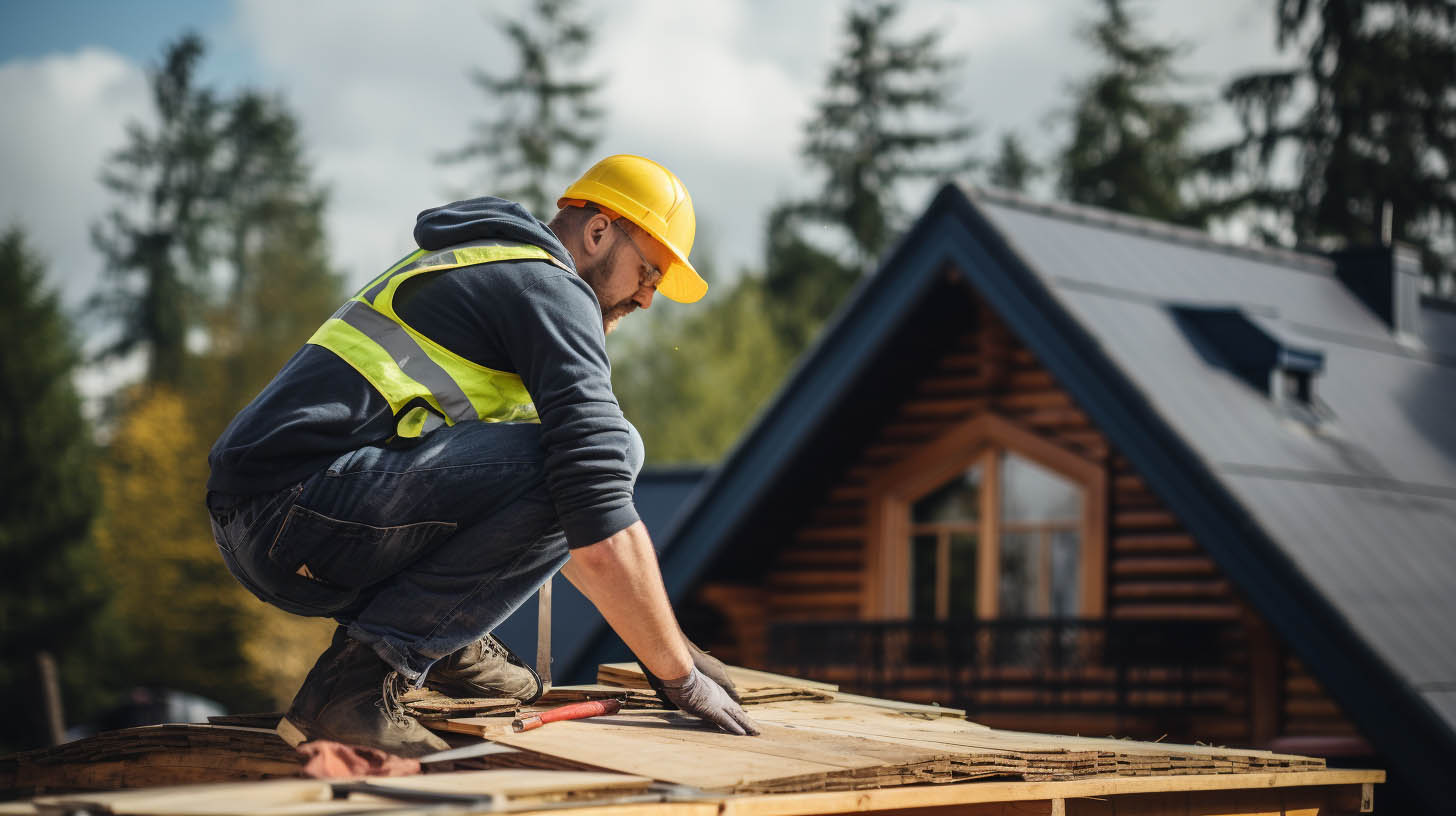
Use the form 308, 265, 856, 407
307, 239, 570, 439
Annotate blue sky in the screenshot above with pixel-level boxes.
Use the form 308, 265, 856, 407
1, 1, 253, 80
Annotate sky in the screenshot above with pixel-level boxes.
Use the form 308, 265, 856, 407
0, 0, 1289, 394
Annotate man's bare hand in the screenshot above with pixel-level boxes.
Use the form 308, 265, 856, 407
660, 668, 760, 736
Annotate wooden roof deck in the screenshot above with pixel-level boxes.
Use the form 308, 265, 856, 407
0, 664, 1383, 814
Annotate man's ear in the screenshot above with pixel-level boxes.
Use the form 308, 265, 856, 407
582, 212, 613, 254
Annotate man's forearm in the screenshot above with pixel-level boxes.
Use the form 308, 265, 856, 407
561, 520, 693, 681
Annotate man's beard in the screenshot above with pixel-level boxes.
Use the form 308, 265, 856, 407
582, 250, 638, 335
602, 301, 637, 335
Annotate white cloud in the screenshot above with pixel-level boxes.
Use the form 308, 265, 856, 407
0, 48, 149, 311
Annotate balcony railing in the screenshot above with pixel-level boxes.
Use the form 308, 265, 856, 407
767, 618, 1242, 722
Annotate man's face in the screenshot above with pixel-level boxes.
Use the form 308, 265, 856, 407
580, 220, 666, 335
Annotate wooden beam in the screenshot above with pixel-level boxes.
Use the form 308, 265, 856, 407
717, 772, 1383, 816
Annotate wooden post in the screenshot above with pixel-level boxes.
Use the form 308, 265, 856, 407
36, 650, 66, 746
1247, 617, 1280, 747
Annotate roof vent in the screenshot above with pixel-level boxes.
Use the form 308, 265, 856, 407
1169, 305, 1326, 414
1332, 244, 1423, 341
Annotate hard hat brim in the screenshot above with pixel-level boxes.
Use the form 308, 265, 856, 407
658, 257, 707, 304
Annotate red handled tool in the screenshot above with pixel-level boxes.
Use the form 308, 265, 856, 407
511, 699, 622, 733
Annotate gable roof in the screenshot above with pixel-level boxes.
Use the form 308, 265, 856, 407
566, 184, 1456, 807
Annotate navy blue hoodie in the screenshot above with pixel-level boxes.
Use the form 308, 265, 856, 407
207, 197, 639, 548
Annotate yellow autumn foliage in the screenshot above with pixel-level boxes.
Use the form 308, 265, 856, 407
95, 385, 332, 709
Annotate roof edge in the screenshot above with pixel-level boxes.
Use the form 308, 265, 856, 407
966, 184, 1337, 277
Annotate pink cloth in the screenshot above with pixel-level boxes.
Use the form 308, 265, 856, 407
297, 740, 422, 778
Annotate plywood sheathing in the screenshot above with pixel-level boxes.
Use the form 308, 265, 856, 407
439, 699, 1324, 795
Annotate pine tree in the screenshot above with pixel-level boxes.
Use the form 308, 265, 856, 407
91, 33, 223, 386
798, 1, 977, 262
442, 0, 603, 216
188, 92, 345, 441
1057, 0, 1201, 224
1206, 0, 1456, 289
987, 132, 1040, 193
218, 91, 321, 298
760, 204, 861, 351
0, 228, 106, 750
612, 271, 794, 465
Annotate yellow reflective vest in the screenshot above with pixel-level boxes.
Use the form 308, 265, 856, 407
306, 239, 570, 438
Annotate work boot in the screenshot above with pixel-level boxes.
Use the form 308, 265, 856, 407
426, 634, 543, 704
277, 627, 449, 758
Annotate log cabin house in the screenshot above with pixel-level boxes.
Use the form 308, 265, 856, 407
495, 185, 1455, 813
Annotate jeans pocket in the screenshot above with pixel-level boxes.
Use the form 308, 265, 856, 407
267, 505, 458, 593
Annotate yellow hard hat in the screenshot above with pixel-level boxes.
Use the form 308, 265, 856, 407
558, 154, 707, 304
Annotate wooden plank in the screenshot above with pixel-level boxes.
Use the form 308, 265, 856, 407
1112, 535, 1199, 553
1111, 580, 1232, 599
1111, 556, 1219, 576
597, 664, 839, 694
482, 712, 943, 793
431, 697, 1332, 794
719, 772, 1382, 816
30, 770, 655, 815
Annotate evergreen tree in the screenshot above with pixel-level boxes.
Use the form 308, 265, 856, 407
760, 204, 860, 351
188, 92, 345, 440
442, 0, 603, 216
987, 132, 1040, 193
758, 0, 974, 356
0, 228, 106, 750
798, 1, 977, 262
219, 91, 322, 298
612, 271, 794, 465
1206, 0, 1456, 289
91, 34, 223, 386
1057, 0, 1201, 224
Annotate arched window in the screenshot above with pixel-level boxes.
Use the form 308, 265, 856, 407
867, 413, 1107, 619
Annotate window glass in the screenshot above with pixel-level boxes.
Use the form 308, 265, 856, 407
1050, 530, 1081, 616
1000, 453, 1081, 523
998, 530, 1036, 617
911, 534, 938, 620
947, 532, 978, 619
912, 465, 982, 523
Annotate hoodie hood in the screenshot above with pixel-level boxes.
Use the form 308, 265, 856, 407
413, 197, 575, 272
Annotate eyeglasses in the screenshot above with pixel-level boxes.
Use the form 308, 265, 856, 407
611, 219, 664, 290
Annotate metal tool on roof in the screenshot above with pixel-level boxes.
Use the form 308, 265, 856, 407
512, 699, 622, 732
418, 741, 519, 764
536, 577, 552, 694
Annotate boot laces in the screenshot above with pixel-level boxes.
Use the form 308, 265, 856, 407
481, 635, 510, 660
379, 671, 413, 726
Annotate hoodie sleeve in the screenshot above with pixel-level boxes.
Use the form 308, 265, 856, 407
493, 267, 640, 548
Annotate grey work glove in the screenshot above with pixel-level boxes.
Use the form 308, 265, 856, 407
640, 638, 743, 705
660, 667, 761, 736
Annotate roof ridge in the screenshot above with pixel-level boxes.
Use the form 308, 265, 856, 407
965, 184, 1336, 276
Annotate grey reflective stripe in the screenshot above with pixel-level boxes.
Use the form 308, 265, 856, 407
335, 300, 476, 423
361, 239, 569, 303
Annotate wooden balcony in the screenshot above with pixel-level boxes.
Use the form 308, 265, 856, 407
767, 618, 1247, 742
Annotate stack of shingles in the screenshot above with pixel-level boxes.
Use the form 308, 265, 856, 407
0, 724, 300, 793
426, 663, 1325, 794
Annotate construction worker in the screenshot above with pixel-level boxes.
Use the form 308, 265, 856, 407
205, 155, 759, 755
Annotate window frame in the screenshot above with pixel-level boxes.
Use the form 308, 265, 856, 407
864, 412, 1107, 620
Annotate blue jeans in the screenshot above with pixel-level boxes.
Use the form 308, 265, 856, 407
208, 421, 643, 684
